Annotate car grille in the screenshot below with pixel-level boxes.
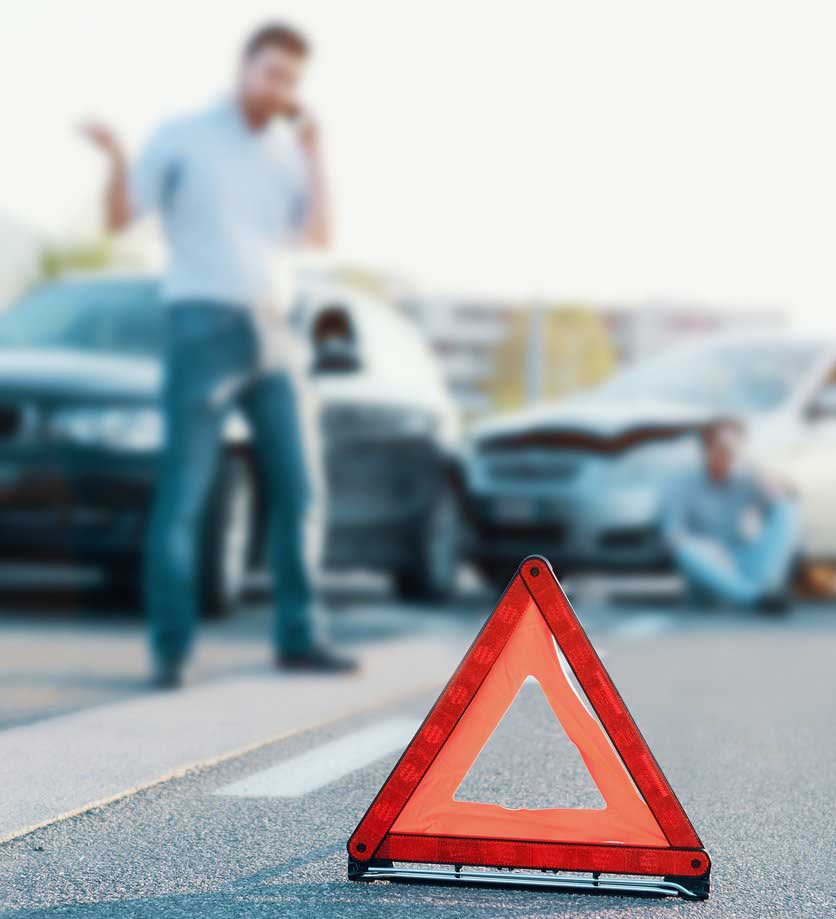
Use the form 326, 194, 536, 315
477, 519, 567, 542
598, 525, 658, 550
479, 449, 582, 484
0, 404, 23, 441
326, 439, 431, 498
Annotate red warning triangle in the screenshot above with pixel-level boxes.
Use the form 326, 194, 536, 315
348, 557, 710, 894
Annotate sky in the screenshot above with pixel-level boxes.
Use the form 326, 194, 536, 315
2, 0, 836, 327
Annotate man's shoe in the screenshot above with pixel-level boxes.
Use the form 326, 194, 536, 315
151, 657, 184, 690
757, 590, 792, 616
276, 645, 359, 674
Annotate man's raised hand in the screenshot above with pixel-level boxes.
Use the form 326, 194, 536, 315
79, 120, 125, 161
78, 120, 132, 231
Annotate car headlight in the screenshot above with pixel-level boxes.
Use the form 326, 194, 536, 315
48, 406, 163, 452
607, 436, 700, 483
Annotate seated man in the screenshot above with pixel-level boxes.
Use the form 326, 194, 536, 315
663, 417, 799, 611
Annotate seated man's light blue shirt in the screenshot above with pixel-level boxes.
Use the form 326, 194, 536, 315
131, 98, 310, 305
662, 467, 776, 551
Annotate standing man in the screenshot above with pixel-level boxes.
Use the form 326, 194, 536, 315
663, 417, 799, 612
82, 23, 356, 686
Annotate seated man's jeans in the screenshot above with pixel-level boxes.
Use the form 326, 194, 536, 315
145, 302, 319, 663
670, 501, 799, 607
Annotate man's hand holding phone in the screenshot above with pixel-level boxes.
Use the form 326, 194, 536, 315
287, 105, 320, 156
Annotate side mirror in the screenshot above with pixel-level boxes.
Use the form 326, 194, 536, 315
310, 305, 362, 375
806, 383, 836, 421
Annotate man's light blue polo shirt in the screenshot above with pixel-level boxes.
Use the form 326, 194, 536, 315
131, 98, 310, 305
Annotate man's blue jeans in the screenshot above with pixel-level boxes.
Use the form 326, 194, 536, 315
145, 303, 319, 663
670, 501, 799, 607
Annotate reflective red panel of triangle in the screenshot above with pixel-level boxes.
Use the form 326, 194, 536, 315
347, 556, 710, 881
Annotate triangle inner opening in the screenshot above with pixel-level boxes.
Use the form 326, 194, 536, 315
453, 676, 605, 811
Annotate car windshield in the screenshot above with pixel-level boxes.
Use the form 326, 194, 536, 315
600, 341, 822, 413
0, 281, 165, 357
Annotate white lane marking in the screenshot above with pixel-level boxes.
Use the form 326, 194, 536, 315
613, 614, 675, 641
215, 717, 421, 798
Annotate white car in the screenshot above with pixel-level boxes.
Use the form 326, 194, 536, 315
463, 333, 836, 580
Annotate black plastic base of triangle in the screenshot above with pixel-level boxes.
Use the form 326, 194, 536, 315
348, 859, 709, 901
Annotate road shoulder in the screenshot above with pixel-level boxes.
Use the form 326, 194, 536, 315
0, 635, 464, 843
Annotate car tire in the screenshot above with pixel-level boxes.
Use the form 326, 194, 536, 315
199, 452, 256, 619
395, 482, 461, 602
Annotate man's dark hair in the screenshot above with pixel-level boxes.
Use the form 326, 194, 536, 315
243, 22, 310, 59
700, 416, 745, 446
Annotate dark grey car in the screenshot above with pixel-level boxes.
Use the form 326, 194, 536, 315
0, 276, 462, 613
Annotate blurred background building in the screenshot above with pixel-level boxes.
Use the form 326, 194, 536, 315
402, 294, 786, 423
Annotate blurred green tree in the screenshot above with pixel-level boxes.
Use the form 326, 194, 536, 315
37, 238, 114, 281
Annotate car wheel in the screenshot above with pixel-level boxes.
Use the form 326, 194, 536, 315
395, 482, 461, 602
200, 452, 256, 619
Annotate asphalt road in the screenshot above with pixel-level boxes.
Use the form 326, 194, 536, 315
0, 568, 478, 730
0, 571, 835, 918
